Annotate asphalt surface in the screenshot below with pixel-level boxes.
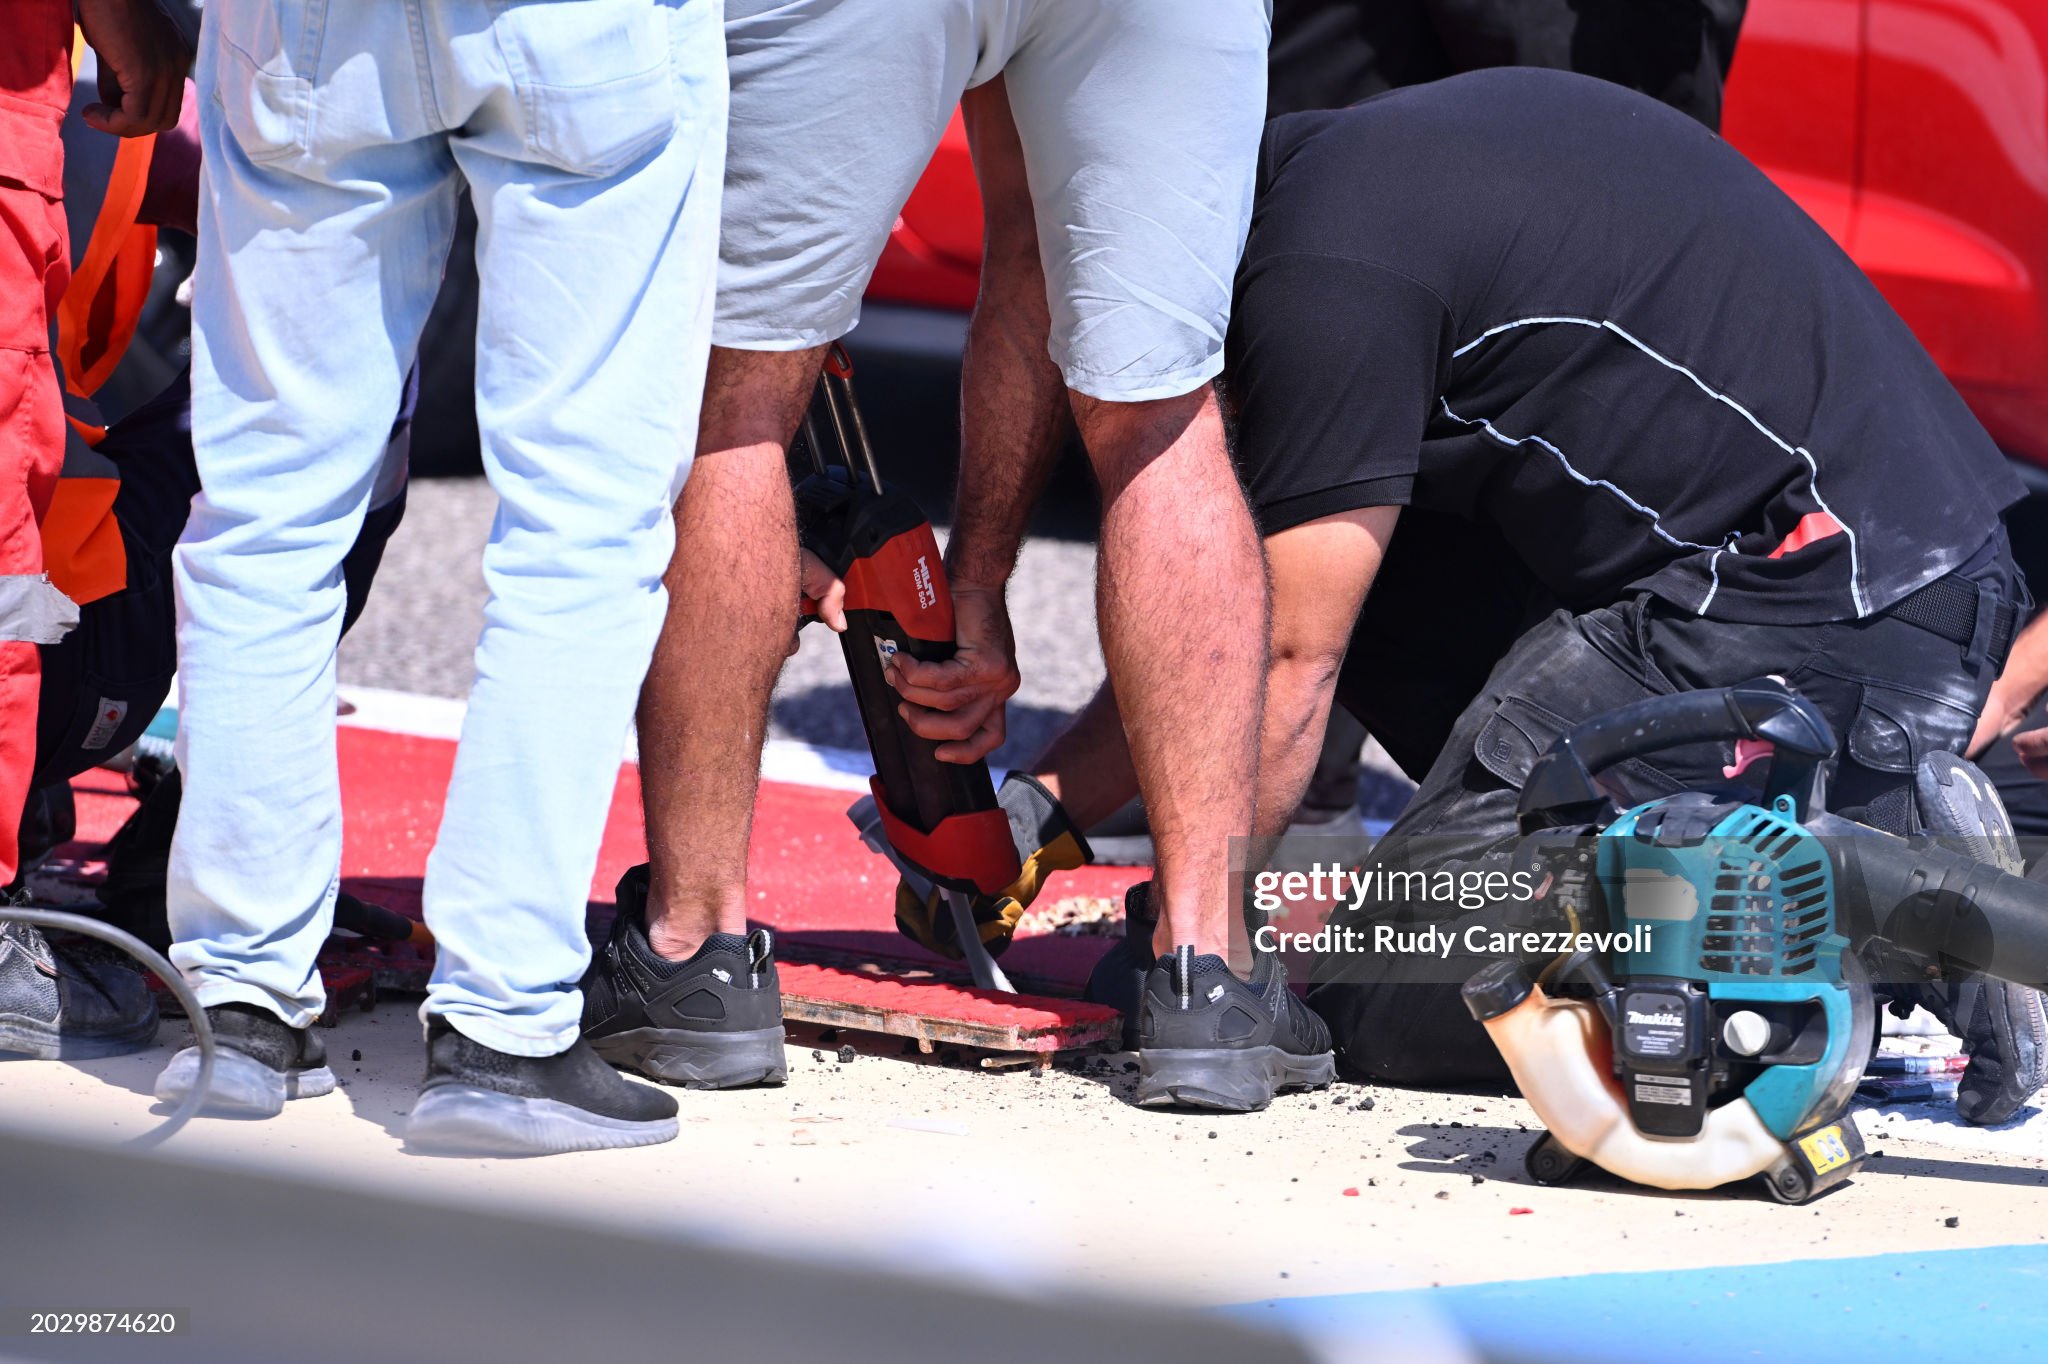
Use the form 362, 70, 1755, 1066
337, 455, 1430, 841
342, 312, 1139, 768
337, 477, 1113, 771
336, 309, 1416, 793
336, 473, 1425, 824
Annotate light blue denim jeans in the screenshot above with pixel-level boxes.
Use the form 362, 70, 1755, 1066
171, 0, 726, 1056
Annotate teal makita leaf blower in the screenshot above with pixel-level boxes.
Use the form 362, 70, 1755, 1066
1463, 677, 2048, 1203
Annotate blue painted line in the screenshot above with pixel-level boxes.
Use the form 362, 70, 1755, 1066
1227, 1245, 2048, 1362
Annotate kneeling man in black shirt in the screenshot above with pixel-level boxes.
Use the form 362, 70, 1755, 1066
1011, 68, 2041, 1120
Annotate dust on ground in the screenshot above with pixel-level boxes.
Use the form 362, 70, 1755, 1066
7, 1001, 2045, 1308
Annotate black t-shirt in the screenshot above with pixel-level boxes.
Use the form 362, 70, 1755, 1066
1228, 68, 2024, 625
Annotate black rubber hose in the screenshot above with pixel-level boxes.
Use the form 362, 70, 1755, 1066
0, 907, 214, 1147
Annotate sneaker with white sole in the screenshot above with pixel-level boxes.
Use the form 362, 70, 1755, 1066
154, 1002, 336, 1117
403, 1018, 679, 1157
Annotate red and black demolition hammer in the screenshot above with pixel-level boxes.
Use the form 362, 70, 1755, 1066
794, 345, 1022, 992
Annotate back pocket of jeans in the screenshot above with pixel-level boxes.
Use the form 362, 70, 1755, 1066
493, 0, 679, 177
208, 0, 328, 164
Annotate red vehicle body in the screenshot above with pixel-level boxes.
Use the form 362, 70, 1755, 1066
866, 0, 2048, 467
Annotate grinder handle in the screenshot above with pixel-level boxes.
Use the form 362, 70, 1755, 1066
1518, 677, 1835, 831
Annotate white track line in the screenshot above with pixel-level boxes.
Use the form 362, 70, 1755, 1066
336, 684, 878, 793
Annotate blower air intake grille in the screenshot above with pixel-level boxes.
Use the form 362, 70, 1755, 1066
1700, 807, 1831, 977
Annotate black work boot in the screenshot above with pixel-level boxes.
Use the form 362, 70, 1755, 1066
1917, 976, 2048, 1125
404, 1018, 679, 1157
1135, 945, 1335, 1112
154, 1002, 336, 1117
1083, 881, 1157, 1049
579, 864, 785, 1089
0, 919, 157, 1059
1909, 753, 2048, 1125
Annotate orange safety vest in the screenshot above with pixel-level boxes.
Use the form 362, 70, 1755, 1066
44, 128, 156, 609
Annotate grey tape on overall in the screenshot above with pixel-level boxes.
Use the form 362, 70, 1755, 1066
0, 573, 79, 645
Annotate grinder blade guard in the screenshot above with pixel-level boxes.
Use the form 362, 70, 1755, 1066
793, 346, 1022, 992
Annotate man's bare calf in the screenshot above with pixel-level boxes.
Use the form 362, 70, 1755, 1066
636, 345, 821, 960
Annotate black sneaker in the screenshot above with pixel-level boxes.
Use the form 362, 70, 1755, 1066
154, 1002, 336, 1117
404, 1018, 679, 1157
1135, 945, 1335, 1112
579, 864, 786, 1089
1083, 882, 1157, 1049
0, 919, 158, 1059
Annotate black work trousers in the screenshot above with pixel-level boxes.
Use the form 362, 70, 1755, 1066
1310, 516, 2023, 1084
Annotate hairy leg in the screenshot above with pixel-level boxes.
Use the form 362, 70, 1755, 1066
1075, 388, 1268, 967
957, 77, 1070, 581
901, 79, 1269, 966
907, 77, 1074, 760
637, 344, 820, 960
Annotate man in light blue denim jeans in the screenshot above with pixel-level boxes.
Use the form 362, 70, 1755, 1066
155, 0, 727, 1156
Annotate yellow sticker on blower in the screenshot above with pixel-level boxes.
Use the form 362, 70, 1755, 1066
1799, 1125, 1852, 1175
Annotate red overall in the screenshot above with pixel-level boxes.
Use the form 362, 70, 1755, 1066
0, 0, 78, 883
